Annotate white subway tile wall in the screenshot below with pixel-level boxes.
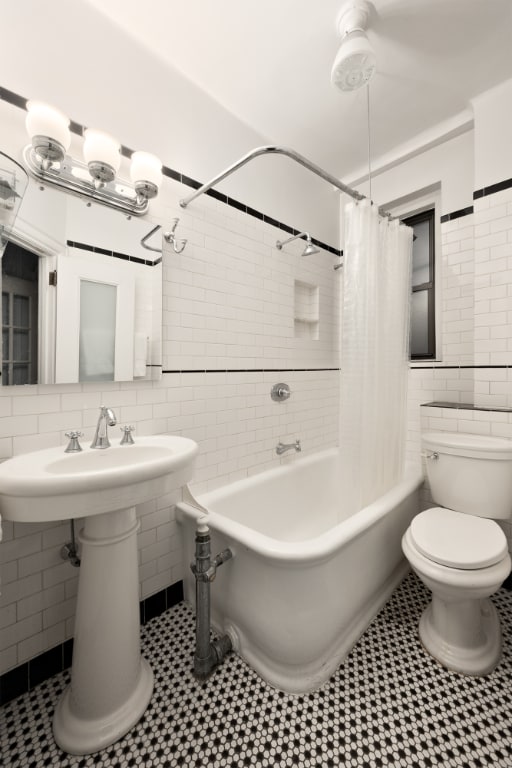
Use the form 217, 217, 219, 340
474, 187, 512, 404
2, 162, 512, 677
440, 214, 475, 365
0, 177, 340, 675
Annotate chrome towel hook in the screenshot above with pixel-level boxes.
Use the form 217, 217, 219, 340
164, 218, 187, 254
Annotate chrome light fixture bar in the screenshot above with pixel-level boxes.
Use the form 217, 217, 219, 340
24, 101, 162, 216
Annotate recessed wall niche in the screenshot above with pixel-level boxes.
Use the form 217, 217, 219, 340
294, 279, 319, 340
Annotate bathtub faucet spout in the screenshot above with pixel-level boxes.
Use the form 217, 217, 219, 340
276, 439, 301, 455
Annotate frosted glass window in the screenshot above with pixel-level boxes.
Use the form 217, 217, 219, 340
79, 280, 117, 382
410, 290, 429, 357
55, 253, 135, 384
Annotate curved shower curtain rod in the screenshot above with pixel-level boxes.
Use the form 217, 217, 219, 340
179, 145, 390, 217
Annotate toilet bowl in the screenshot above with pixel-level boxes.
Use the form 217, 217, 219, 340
402, 432, 512, 676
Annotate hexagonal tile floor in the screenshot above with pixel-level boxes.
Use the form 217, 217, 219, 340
1, 572, 511, 767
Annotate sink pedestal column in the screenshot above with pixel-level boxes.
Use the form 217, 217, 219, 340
53, 507, 154, 755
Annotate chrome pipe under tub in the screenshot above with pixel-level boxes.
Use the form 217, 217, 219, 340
191, 521, 233, 679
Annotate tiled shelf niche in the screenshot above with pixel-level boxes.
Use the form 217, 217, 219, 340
294, 280, 319, 340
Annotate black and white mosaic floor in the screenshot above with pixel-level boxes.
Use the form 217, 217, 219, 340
1, 572, 511, 768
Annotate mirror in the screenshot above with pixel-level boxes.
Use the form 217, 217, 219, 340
0, 150, 28, 253
1, 162, 162, 385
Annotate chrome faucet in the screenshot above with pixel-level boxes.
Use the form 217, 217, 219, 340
276, 440, 301, 456
91, 406, 117, 449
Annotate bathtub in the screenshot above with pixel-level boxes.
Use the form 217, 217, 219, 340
177, 448, 422, 693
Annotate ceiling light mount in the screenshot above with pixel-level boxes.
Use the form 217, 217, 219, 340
331, 0, 376, 92
336, 0, 372, 39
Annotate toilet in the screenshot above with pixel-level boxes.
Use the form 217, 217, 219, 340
402, 431, 512, 676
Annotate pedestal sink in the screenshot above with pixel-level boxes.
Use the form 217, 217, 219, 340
0, 435, 198, 755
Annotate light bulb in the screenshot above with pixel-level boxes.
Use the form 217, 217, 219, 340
83, 129, 121, 185
25, 101, 71, 164
130, 151, 162, 199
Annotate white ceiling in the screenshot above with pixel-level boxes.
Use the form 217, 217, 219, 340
85, 0, 512, 180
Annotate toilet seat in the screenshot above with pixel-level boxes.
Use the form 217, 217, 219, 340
410, 507, 508, 570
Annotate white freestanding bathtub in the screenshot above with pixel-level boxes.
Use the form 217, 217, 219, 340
177, 448, 422, 693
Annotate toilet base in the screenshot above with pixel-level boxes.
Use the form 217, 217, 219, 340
419, 597, 502, 676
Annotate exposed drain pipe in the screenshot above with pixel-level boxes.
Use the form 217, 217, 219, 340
191, 516, 233, 680
60, 519, 81, 567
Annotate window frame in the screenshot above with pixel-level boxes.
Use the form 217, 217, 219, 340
403, 208, 436, 360
1, 243, 40, 385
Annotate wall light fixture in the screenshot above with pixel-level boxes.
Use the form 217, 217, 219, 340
23, 101, 162, 216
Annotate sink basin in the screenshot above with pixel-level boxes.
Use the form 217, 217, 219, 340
0, 433, 199, 755
0, 434, 198, 522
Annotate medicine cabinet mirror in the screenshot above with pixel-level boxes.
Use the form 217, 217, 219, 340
0, 160, 162, 386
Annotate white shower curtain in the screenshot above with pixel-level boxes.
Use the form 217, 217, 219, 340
339, 198, 413, 517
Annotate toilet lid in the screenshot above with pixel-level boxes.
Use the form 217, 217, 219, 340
410, 507, 508, 569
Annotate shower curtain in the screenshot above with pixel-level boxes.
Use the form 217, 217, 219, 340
339, 198, 413, 516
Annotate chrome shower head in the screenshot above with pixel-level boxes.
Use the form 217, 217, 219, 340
276, 232, 320, 257
301, 238, 320, 257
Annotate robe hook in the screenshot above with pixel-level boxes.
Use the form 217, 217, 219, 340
164, 217, 187, 254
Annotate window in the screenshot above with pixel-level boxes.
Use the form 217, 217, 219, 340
1, 243, 39, 385
403, 208, 435, 359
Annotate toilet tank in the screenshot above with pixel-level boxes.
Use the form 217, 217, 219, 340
422, 431, 512, 520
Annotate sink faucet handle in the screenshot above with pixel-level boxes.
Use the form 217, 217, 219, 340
120, 425, 135, 445
65, 431, 84, 453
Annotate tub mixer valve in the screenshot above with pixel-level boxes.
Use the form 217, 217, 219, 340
271, 382, 291, 402
192, 547, 233, 583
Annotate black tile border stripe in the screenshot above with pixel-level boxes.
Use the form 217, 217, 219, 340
67, 240, 159, 267
474, 177, 512, 199
161, 364, 512, 375
163, 364, 512, 374
0, 86, 26, 110
440, 206, 474, 223
1, 87, 342, 258
162, 368, 340, 374
402, 181, 512, 225
0, 580, 183, 707
411, 364, 512, 369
